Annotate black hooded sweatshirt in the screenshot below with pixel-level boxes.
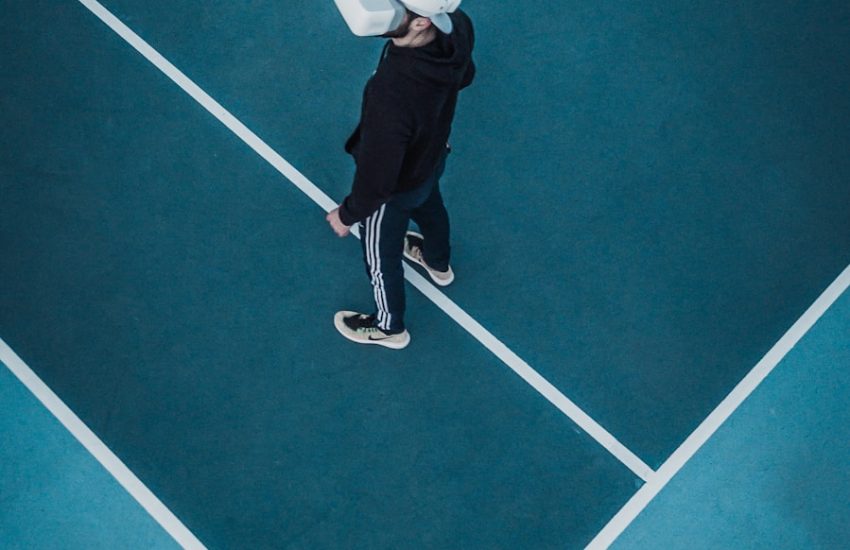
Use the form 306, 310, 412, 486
338, 9, 475, 226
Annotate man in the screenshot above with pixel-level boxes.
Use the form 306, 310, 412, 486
327, 0, 475, 349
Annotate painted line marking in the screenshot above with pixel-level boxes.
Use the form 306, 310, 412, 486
402, 264, 653, 481
75, 0, 653, 481
0, 338, 206, 549
586, 263, 850, 549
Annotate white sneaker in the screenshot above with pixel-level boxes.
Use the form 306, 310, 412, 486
333, 311, 410, 350
403, 231, 454, 287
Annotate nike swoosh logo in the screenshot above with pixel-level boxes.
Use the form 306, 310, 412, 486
368, 334, 392, 341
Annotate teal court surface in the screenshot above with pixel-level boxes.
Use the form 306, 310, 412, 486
2, 1, 849, 548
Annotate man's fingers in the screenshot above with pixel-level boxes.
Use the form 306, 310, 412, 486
325, 206, 351, 238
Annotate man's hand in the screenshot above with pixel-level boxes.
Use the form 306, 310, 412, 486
326, 207, 351, 238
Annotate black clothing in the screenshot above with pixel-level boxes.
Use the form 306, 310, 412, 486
359, 147, 451, 332
338, 9, 475, 226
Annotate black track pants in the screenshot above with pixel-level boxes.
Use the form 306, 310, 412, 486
359, 148, 450, 332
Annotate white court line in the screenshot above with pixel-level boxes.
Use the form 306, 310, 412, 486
75, 0, 654, 481
0, 338, 206, 550
586, 263, 850, 549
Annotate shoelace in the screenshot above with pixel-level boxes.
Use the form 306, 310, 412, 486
349, 314, 380, 331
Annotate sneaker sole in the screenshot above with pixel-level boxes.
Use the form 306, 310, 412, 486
403, 231, 454, 287
333, 311, 411, 350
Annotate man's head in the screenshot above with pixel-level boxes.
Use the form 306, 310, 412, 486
380, 8, 436, 47
398, 0, 460, 35
334, 0, 461, 38
379, 8, 420, 39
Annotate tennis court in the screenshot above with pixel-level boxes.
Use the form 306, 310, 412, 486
2, 1, 849, 548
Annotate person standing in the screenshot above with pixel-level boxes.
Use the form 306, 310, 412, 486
327, 0, 475, 349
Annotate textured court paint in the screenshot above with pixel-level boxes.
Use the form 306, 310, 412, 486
0, 2, 637, 548
4, 0, 850, 547
94, 0, 850, 467
75, 0, 653, 481
0, 365, 179, 550
77, 0, 338, 214
588, 264, 850, 548
402, 264, 653, 481
1, 339, 205, 549
614, 286, 850, 549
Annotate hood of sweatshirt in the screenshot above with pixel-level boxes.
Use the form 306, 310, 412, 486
384, 9, 475, 90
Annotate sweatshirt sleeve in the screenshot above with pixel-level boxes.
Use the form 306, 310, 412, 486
338, 92, 412, 226
460, 59, 476, 90
459, 12, 476, 90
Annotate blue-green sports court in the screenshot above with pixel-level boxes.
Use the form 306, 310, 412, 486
2, 1, 849, 548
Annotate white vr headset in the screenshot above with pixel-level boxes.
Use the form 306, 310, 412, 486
334, 0, 461, 37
